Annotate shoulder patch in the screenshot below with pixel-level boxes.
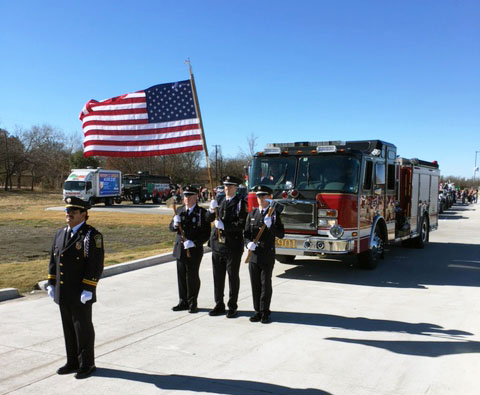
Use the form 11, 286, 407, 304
94, 234, 103, 248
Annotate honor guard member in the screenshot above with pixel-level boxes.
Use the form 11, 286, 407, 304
169, 185, 211, 313
244, 185, 284, 324
46, 196, 104, 379
207, 175, 248, 318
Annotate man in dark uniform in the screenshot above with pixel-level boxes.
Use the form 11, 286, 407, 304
46, 196, 104, 379
244, 185, 284, 324
169, 185, 211, 313
206, 175, 248, 318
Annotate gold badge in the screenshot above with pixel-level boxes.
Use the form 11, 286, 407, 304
75, 241, 82, 250
94, 234, 103, 248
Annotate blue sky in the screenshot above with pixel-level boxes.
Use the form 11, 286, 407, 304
1, 0, 479, 178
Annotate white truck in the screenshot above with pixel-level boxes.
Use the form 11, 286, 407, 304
63, 168, 122, 206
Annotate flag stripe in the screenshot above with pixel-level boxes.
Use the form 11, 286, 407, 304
82, 118, 199, 134
84, 131, 201, 143
84, 134, 202, 147
84, 139, 203, 153
83, 108, 148, 118
84, 123, 200, 137
84, 145, 203, 158
80, 81, 203, 158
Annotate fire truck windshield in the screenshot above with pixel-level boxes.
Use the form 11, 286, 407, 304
249, 157, 296, 190
297, 155, 360, 193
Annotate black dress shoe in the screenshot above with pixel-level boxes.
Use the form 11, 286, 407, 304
249, 312, 262, 322
208, 306, 226, 316
261, 313, 271, 324
57, 364, 79, 375
172, 303, 189, 311
75, 365, 96, 379
226, 309, 237, 318
188, 305, 198, 313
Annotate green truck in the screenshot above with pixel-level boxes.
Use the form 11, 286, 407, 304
122, 172, 173, 204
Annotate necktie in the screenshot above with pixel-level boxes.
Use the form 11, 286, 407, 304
65, 229, 72, 246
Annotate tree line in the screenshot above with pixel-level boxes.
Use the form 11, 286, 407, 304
2, 126, 476, 192
0, 126, 256, 191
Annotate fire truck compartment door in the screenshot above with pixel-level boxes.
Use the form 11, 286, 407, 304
411, 172, 419, 222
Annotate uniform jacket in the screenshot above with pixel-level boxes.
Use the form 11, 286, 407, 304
169, 204, 211, 259
206, 195, 247, 253
244, 207, 285, 264
48, 223, 104, 305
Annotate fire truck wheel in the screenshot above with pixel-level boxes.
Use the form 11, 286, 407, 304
276, 255, 296, 264
413, 215, 429, 249
358, 225, 385, 270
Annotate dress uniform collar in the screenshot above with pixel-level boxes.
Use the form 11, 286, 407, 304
69, 221, 85, 236
186, 203, 197, 214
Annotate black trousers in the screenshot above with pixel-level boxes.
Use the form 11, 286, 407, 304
59, 303, 95, 368
212, 250, 242, 310
248, 261, 274, 314
176, 254, 202, 307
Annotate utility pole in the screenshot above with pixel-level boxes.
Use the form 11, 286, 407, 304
474, 151, 480, 183
213, 144, 221, 185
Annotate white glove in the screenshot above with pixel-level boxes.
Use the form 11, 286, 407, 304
183, 239, 195, 249
209, 199, 218, 213
80, 290, 93, 304
214, 219, 224, 230
264, 216, 272, 228
247, 241, 257, 251
173, 215, 181, 228
47, 285, 55, 300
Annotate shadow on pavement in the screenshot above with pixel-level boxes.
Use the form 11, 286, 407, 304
325, 337, 480, 357
272, 312, 472, 338
94, 369, 330, 394
277, 242, 480, 289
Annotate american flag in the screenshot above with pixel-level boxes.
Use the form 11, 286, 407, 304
79, 80, 204, 157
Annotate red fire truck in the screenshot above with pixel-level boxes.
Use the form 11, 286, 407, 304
247, 140, 440, 269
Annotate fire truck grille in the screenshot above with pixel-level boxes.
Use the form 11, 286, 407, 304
280, 201, 316, 230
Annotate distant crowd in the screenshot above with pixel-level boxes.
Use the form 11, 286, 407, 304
459, 188, 478, 204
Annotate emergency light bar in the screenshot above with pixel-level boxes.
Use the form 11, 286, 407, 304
263, 147, 282, 155
316, 145, 337, 153
266, 141, 345, 149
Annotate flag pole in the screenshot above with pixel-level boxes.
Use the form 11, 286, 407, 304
186, 59, 215, 197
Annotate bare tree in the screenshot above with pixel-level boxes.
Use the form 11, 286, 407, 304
247, 132, 258, 158
0, 129, 25, 191
21, 125, 71, 189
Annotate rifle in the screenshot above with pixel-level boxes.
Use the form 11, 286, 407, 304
166, 197, 191, 258
244, 205, 275, 263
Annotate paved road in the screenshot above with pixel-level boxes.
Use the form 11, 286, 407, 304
1, 202, 479, 394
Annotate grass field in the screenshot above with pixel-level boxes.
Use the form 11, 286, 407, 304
0, 190, 176, 294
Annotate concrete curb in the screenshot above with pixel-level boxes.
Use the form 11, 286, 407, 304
36, 251, 174, 291
0, 288, 20, 302
20, 246, 211, 295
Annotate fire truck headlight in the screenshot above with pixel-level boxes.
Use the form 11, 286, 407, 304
318, 218, 328, 227
318, 218, 337, 227
329, 225, 344, 239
